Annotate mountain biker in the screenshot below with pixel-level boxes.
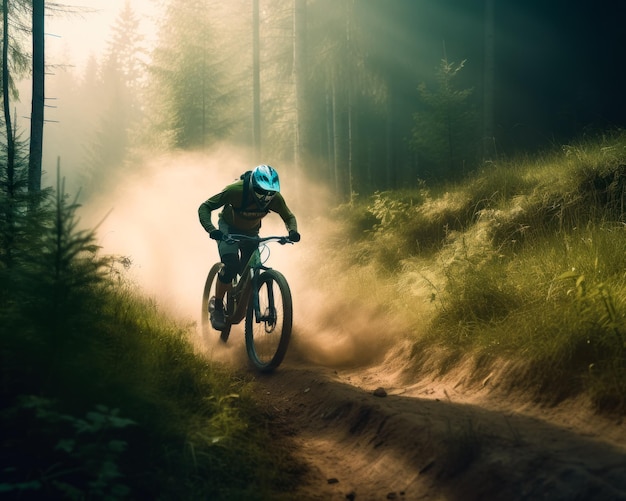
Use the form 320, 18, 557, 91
198, 164, 300, 331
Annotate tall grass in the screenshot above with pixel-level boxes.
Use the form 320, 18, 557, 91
333, 130, 626, 412
0, 175, 301, 499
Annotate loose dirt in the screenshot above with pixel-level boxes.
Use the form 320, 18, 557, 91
250, 342, 626, 501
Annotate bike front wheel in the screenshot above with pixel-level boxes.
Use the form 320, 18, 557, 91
201, 262, 232, 343
245, 269, 293, 372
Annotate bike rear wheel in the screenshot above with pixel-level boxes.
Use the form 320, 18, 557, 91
201, 262, 232, 343
245, 269, 292, 372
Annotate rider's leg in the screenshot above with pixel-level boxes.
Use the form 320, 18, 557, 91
238, 239, 258, 273
211, 255, 236, 330
214, 220, 238, 308
211, 222, 239, 330
215, 229, 258, 308
215, 273, 232, 306
215, 252, 239, 308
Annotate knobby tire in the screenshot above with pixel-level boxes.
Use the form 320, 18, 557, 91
201, 262, 232, 343
245, 269, 293, 373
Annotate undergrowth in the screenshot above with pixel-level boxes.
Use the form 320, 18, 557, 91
0, 173, 302, 499
331, 130, 626, 413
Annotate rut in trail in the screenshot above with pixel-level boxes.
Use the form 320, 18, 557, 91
253, 354, 626, 501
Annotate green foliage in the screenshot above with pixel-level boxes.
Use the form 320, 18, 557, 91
332, 190, 433, 270
1, 172, 112, 394
0, 0, 32, 96
331, 131, 626, 413
436, 247, 519, 328
0, 134, 31, 269
1, 397, 135, 499
146, 0, 240, 151
410, 58, 480, 177
0, 174, 302, 499
556, 271, 626, 409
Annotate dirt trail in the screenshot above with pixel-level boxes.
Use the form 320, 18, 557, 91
252, 345, 626, 501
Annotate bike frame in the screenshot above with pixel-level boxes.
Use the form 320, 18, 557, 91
223, 235, 290, 327
202, 233, 294, 372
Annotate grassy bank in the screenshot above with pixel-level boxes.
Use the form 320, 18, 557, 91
0, 182, 301, 499
329, 131, 626, 413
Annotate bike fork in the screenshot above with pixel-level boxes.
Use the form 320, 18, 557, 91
253, 275, 277, 328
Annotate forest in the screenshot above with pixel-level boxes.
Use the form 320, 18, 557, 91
15, 0, 626, 201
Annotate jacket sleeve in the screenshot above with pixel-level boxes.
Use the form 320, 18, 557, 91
198, 191, 227, 233
270, 194, 298, 233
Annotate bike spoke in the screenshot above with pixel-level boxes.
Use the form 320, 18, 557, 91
252, 280, 283, 362
245, 270, 292, 372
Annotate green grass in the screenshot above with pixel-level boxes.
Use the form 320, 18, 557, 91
4, 130, 625, 498
329, 130, 626, 413
0, 179, 303, 499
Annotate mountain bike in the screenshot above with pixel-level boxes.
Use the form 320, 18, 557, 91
201, 234, 294, 373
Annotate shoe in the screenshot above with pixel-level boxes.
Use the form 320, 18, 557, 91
210, 298, 226, 331
210, 308, 226, 331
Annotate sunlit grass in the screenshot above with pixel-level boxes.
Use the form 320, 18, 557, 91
331, 130, 626, 412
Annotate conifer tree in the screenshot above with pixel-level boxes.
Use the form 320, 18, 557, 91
147, 0, 236, 150
410, 58, 479, 178
82, 1, 146, 195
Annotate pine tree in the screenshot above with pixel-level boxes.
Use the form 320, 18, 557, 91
82, 1, 146, 195
410, 58, 479, 178
146, 0, 240, 150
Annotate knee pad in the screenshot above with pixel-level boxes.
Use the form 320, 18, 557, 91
218, 253, 239, 283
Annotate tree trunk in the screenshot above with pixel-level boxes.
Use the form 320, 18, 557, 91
482, 0, 495, 160
2, 0, 15, 197
293, 0, 306, 174
385, 88, 393, 189
2, 0, 15, 267
325, 89, 334, 187
331, 75, 340, 197
252, 0, 261, 158
345, 2, 353, 197
28, 0, 45, 192
347, 85, 353, 197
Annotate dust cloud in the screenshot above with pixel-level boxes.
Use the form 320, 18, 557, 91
79, 145, 411, 369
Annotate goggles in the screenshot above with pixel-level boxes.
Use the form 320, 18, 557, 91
254, 187, 276, 204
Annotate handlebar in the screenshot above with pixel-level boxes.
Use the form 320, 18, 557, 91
223, 234, 293, 245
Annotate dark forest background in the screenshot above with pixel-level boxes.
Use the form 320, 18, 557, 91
1, 1, 625, 290
23, 0, 625, 203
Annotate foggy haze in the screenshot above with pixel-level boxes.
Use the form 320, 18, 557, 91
5, 5, 626, 500
15, 0, 625, 367
79, 144, 406, 368
33, 1, 626, 193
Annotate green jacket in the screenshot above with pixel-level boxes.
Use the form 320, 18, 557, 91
198, 179, 298, 235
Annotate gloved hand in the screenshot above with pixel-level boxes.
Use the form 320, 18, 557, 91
209, 229, 224, 241
288, 229, 301, 242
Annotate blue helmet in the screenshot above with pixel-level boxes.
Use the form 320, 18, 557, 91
250, 164, 280, 207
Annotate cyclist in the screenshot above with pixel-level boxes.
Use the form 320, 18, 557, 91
198, 164, 300, 330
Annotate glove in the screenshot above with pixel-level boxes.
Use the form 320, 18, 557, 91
209, 229, 224, 241
288, 229, 301, 242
